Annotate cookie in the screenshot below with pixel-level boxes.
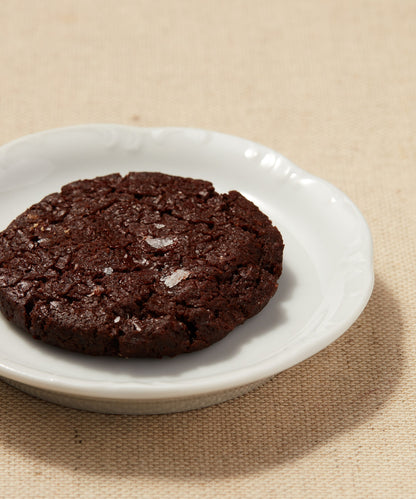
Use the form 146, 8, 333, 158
0, 172, 284, 357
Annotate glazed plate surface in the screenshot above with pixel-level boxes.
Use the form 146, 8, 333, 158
0, 126, 373, 414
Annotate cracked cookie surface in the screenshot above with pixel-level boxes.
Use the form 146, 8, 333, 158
0, 172, 284, 357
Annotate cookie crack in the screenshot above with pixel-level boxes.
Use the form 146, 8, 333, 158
174, 313, 197, 345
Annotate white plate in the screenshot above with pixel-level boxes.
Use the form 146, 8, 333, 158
0, 125, 373, 414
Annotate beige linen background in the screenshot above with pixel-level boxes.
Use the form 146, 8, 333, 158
1, 1, 415, 497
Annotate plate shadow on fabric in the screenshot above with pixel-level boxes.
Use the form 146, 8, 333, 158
0, 273, 403, 477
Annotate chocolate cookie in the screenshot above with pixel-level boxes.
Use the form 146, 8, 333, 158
0, 172, 284, 357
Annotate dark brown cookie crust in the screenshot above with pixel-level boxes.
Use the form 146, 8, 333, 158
0, 172, 283, 357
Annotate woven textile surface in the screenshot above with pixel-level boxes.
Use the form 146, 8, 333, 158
0, 1, 415, 497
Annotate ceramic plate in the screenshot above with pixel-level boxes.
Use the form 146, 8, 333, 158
0, 125, 373, 414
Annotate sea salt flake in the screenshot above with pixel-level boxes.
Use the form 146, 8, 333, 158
87, 285, 104, 297
103, 267, 113, 275
154, 223, 165, 229
162, 269, 190, 288
134, 257, 148, 265
114, 316, 121, 323
131, 320, 141, 332
145, 237, 174, 249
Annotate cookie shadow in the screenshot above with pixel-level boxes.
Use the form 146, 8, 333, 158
5, 262, 296, 377
0, 274, 403, 478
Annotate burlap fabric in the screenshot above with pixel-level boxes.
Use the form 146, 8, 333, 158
0, 1, 415, 497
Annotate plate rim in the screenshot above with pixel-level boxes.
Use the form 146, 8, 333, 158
0, 124, 374, 401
